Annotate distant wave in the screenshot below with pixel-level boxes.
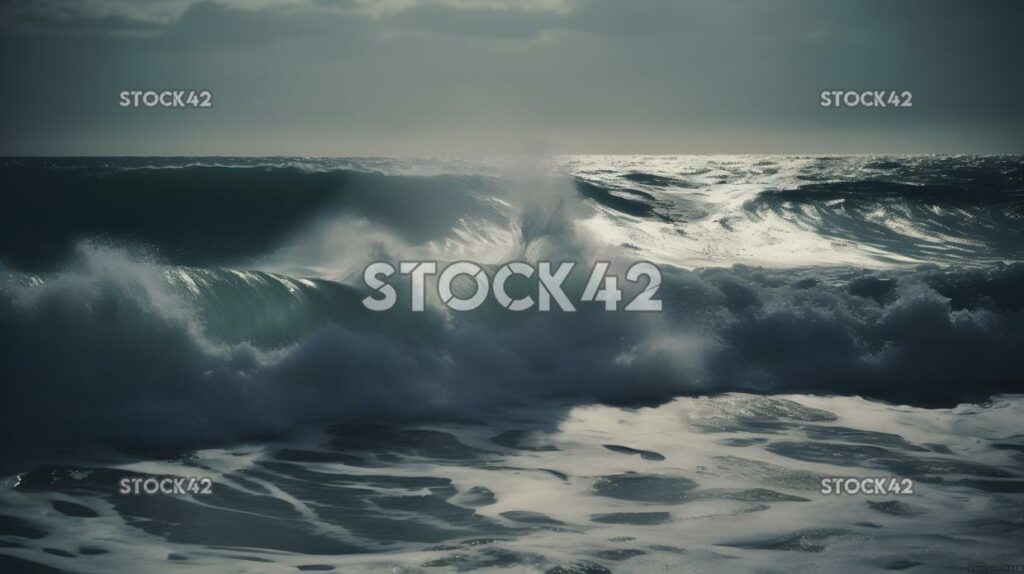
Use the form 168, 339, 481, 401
568, 155, 1024, 267
3, 156, 1023, 270
746, 180, 1024, 264
0, 161, 504, 271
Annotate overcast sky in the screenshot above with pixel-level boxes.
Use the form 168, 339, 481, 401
1, 0, 1022, 155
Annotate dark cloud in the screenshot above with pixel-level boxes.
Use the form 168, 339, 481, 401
0, 0, 1022, 154
390, 4, 565, 39
160, 1, 373, 49
0, 0, 171, 34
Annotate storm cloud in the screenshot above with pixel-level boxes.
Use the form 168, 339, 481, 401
1, 0, 1022, 154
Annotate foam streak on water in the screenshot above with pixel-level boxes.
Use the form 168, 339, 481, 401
1, 394, 1023, 573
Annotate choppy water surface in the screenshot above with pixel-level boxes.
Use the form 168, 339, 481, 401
2, 394, 1023, 573
1, 155, 1023, 571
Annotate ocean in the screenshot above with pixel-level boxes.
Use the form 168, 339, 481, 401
1, 155, 1022, 572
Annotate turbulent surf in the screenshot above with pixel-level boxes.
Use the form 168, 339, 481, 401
1, 155, 1023, 572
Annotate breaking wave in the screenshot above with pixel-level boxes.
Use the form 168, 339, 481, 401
1, 156, 1023, 452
